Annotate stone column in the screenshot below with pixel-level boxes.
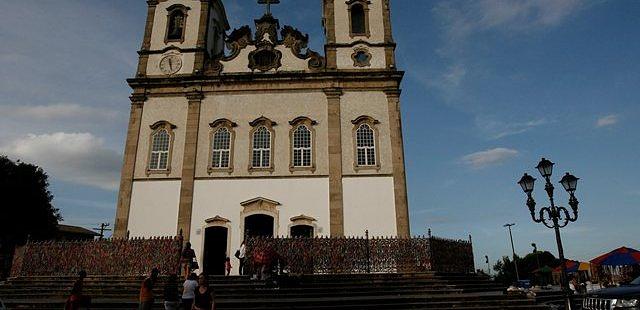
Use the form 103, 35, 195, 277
136, 0, 159, 77
114, 93, 146, 238
324, 88, 344, 236
176, 91, 204, 241
385, 88, 410, 237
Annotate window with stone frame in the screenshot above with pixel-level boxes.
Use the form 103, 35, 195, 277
149, 129, 171, 171
147, 121, 176, 174
252, 126, 272, 168
211, 127, 231, 169
348, 1, 370, 37
356, 123, 376, 167
165, 5, 189, 43
292, 125, 312, 167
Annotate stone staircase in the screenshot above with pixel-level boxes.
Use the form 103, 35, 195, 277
0, 273, 551, 310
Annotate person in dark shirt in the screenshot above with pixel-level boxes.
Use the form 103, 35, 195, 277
65, 270, 89, 310
181, 242, 196, 276
163, 274, 179, 310
193, 274, 215, 310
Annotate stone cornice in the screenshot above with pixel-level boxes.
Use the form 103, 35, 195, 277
129, 93, 147, 103
383, 88, 402, 97
128, 70, 404, 91
325, 42, 396, 48
185, 91, 205, 101
323, 87, 343, 99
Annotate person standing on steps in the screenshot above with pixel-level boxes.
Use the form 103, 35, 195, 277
138, 268, 159, 310
193, 274, 215, 310
163, 274, 179, 310
65, 270, 90, 310
181, 242, 197, 276
181, 273, 198, 310
235, 241, 246, 275
225, 257, 232, 276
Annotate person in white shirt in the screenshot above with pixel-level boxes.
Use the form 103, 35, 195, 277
181, 273, 198, 310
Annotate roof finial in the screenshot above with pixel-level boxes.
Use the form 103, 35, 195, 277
258, 0, 280, 15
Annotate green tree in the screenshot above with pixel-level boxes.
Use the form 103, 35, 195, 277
0, 156, 61, 278
493, 251, 560, 285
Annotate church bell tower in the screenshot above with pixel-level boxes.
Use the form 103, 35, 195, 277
135, 0, 229, 77
323, 0, 396, 70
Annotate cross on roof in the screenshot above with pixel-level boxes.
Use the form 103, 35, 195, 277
258, 0, 280, 15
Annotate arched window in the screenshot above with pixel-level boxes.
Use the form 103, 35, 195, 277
208, 118, 236, 173
356, 123, 376, 167
252, 126, 271, 168
292, 125, 312, 167
351, 4, 366, 35
348, 1, 370, 37
147, 121, 176, 174
289, 117, 317, 171
211, 128, 231, 169
165, 5, 189, 43
150, 129, 170, 170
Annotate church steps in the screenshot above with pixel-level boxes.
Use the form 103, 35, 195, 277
0, 273, 549, 310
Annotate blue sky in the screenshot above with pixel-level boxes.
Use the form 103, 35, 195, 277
0, 0, 638, 269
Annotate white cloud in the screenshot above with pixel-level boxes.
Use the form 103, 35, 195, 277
475, 116, 548, 139
435, 0, 583, 41
461, 147, 519, 169
0, 103, 118, 121
0, 132, 121, 191
596, 114, 618, 128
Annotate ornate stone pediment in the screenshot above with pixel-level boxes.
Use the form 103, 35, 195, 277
209, 13, 325, 74
240, 197, 281, 215
205, 215, 230, 225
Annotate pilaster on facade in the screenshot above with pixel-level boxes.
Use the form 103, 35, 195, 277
177, 90, 205, 241
137, 2, 158, 77
193, 0, 210, 74
114, 93, 147, 238
324, 87, 345, 236
384, 88, 409, 237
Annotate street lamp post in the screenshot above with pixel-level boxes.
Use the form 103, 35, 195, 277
518, 158, 580, 310
504, 223, 520, 282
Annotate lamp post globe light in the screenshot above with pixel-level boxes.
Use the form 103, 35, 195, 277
518, 158, 580, 309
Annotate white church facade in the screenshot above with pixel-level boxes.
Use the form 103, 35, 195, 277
114, 0, 409, 275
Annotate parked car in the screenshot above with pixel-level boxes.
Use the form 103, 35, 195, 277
583, 276, 640, 309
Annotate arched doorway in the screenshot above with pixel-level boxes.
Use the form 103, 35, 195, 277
202, 226, 228, 275
290, 225, 314, 238
244, 214, 274, 238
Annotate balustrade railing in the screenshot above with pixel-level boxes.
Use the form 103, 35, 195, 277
246, 234, 474, 275
10, 236, 182, 277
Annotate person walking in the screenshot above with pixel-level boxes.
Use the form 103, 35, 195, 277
65, 270, 90, 310
138, 268, 159, 310
163, 274, 179, 310
181, 242, 197, 276
181, 273, 198, 310
193, 274, 215, 310
235, 241, 246, 275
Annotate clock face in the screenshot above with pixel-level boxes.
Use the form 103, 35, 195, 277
159, 54, 182, 75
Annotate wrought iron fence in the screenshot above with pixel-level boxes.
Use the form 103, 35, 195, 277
10, 236, 182, 277
246, 234, 474, 275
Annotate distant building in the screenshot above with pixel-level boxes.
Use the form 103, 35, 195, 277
56, 224, 100, 241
